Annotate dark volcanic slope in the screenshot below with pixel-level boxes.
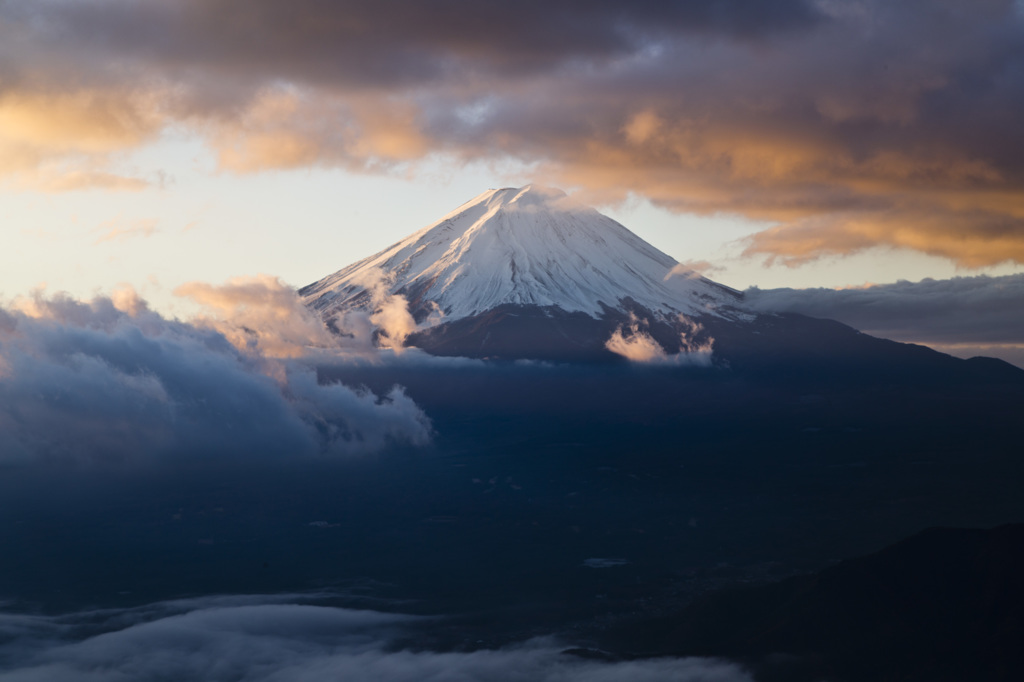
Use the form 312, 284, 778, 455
409, 304, 1024, 389
700, 312, 1024, 384
606, 524, 1024, 682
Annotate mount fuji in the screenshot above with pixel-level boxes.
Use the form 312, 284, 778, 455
302, 185, 742, 321
301, 185, 1020, 377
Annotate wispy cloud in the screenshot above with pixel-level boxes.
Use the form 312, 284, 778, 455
664, 261, 726, 281
94, 218, 159, 244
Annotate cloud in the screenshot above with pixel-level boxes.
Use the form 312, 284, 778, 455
187, 89, 433, 174
0, 90, 156, 155
0, 595, 753, 682
665, 261, 725, 281
175, 275, 342, 358
606, 325, 670, 362
14, 0, 819, 89
94, 218, 159, 244
343, 268, 444, 352
742, 208, 1024, 268
2, 1, 1024, 266
351, 269, 420, 351
0, 289, 432, 463
18, 169, 150, 193
0, 86, 164, 190
745, 273, 1024, 366
605, 314, 713, 365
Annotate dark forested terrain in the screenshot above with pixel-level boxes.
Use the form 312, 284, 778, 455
0, 339, 1021, 679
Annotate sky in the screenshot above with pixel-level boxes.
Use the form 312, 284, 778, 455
1, 0, 1023, 360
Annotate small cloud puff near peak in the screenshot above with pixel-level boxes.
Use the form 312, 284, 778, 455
664, 260, 726, 282
0, 283, 432, 464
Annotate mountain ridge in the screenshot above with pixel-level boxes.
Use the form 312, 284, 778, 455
300, 185, 1024, 375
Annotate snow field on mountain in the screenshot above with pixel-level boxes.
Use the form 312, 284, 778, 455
302, 185, 743, 323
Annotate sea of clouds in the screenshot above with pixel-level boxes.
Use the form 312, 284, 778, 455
0, 594, 751, 682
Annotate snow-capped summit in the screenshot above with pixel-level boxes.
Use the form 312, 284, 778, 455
299, 185, 1024, 370
300, 184, 743, 324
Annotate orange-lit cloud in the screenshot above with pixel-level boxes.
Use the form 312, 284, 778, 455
744, 208, 1024, 267
0, 91, 156, 153
2, 0, 1023, 266
174, 275, 340, 358
205, 90, 429, 173
605, 314, 713, 364
605, 325, 669, 362
0, 88, 165, 191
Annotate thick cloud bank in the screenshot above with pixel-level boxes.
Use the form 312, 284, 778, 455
0, 286, 432, 463
3, 0, 1024, 266
0, 595, 751, 682
746, 273, 1024, 367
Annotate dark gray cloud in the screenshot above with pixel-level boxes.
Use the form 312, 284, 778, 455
0, 292, 432, 463
0, 595, 752, 681
745, 273, 1024, 366
16, 0, 821, 87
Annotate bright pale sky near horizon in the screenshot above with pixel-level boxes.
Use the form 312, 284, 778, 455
6, 148, 1024, 317
10, 153, 1023, 318
2, 0, 1024, 362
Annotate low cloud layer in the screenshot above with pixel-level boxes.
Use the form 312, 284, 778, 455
1, 1, 1023, 267
746, 273, 1024, 366
0, 284, 432, 463
0, 595, 752, 682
